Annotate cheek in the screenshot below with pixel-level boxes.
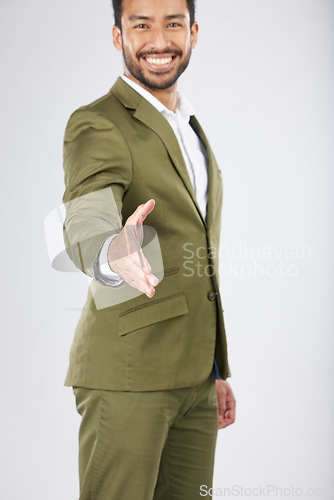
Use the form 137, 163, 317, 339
122, 39, 136, 57
175, 34, 192, 52
123, 36, 146, 58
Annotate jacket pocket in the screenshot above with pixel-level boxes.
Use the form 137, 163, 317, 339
119, 293, 188, 336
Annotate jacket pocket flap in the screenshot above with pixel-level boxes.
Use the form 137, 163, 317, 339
119, 293, 188, 336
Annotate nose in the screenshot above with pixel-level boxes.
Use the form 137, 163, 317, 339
148, 27, 170, 52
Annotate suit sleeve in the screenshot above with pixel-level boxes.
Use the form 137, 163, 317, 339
62, 107, 132, 277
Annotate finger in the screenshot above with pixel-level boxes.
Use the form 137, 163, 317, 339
218, 394, 226, 413
121, 267, 155, 296
148, 274, 159, 287
218, 419, 225, 430
114, 255, 158, 297
217, 386, 227, 415
218, 401, 236, 430
126, 199, 156, 227
131, 249, 156, 292
225, 399, 236, 422
219, 417, 234, 429
132, 247, 158, 282
140, 255, 159, 286
141, 254, 152, 274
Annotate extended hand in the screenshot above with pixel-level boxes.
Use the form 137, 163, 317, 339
107, 199, 159, 298
216, 379, 236, 429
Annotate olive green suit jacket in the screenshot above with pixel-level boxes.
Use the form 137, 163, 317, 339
63, 77, 230, 391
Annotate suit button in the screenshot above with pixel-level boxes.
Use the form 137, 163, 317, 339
207, 291, 218, 301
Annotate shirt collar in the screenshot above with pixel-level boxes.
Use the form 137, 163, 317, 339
121, 75, 195, 122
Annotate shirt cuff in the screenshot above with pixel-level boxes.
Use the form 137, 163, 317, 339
93, 234, 124, 287
213, 360, 222, 380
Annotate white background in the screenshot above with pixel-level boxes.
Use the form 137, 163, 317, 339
0, 0, 333, 498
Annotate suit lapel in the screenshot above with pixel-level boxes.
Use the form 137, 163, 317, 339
134, 99, 203, 215
190, 116, 219, 232
111, 78, 218, 230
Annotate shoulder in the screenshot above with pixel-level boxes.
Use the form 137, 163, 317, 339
65, 91, 123, 131
63, 91, 133, 172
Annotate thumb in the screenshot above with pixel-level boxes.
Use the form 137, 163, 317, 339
127, 199, 156, 226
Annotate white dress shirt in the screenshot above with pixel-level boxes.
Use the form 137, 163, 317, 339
95, 75, 209, 285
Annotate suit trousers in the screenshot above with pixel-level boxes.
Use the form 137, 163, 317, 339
73, 371, 218, 500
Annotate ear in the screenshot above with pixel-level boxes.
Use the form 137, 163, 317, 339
112, 25, 123, 52
190, 22, 199, 49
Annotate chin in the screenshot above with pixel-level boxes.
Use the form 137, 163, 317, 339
144, 74, 179, 90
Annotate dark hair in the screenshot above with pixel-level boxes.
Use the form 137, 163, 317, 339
112, 0, 196, 29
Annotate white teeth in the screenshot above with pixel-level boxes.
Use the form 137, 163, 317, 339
146, 57, 173, 66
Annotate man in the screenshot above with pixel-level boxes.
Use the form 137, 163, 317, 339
63, 0, 236, 498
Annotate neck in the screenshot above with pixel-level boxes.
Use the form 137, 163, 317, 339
125, 73, 178, 112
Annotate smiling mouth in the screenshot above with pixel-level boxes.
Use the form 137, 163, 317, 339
142, 54, 177, 70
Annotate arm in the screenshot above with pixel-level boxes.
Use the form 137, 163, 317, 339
63, 108, 158, 296
63, 108, 132, 277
